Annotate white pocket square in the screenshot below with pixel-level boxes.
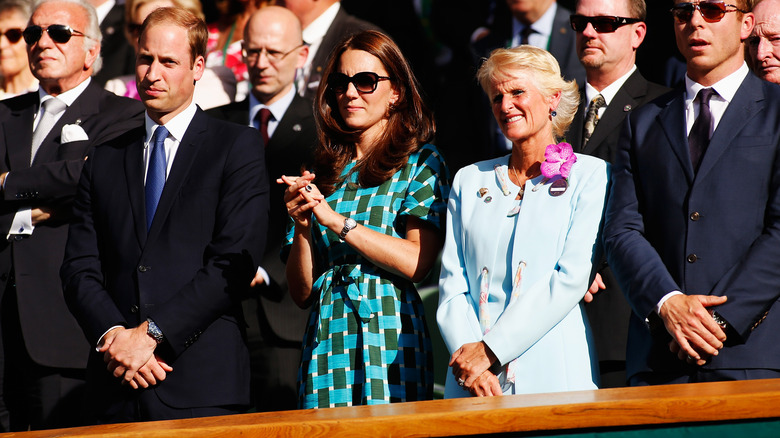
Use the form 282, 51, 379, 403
61, 123, 88, 143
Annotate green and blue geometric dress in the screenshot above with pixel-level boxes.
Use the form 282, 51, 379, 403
285, 144, 450, 409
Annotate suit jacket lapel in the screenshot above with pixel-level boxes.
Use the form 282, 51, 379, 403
3, 94, 36, 170
267, 95, 310, 153
583, 73, 646, 155
32, 84, 102, 166
695, 74, 764, 182
146, 109, 207, 240
656, 89, 693, 183
123, 128, 147, 247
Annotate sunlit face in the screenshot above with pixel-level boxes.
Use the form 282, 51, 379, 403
244, 9, 307, 105
673, 1, 754, 85
0, 9, 29, 80
748, 0, 780, 84
575, 0, 645, 74
488, 69, 558, 145
136, 23, 204, 124
333, 49, 398, 144
27, 1, 98, 94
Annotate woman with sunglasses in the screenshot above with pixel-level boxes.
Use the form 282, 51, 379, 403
0, 0, 37, 99
280, 30, 449, 409
437, 45, 608, 398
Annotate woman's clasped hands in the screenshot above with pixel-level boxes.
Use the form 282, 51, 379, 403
278, 171, 326, 226
450, 341, 502, 397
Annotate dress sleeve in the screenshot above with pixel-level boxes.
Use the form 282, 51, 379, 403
398, 144, 451, 230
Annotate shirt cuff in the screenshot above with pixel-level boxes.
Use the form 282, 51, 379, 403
7, 208, 34, 239
656, 290, 683, 315
256, 266, 270, 286
95, 325, 125, 352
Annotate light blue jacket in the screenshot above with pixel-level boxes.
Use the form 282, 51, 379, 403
438, 153, 609, 398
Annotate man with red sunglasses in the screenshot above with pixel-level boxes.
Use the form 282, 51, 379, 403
0, 0, 143, 430
606, 0, 780, 385
566, 0, 669, 389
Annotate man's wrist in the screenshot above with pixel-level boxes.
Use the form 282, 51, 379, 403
146, 318, 164, 344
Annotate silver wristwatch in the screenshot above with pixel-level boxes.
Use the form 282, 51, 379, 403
146, 318, 164, 344
339, 217, 357, 240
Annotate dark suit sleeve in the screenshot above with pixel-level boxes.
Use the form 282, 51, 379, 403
604, 114, 682, 319
148, 127, 269, 357
61, 151, 129, 343
704, 139, 780, 341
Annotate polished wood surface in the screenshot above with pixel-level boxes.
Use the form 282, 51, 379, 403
5, 378, 780, 437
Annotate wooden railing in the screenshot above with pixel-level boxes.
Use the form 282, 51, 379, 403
4, 378, 780, 437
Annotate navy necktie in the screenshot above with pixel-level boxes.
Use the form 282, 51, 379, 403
146, 126, 169, 231
688, 88, 716, 172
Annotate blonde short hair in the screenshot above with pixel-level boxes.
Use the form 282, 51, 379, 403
477, 45, 579, 140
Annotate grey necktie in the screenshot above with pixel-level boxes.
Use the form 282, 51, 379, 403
31, 97, 67, 164
582, 94, 606, 148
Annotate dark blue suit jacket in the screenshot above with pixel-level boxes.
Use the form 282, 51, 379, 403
61, 109, 269, 417
604, 73, 780, 379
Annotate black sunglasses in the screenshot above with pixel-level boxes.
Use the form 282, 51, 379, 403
1, 28, 23, 43
23, 24, 91, 45
670, 2, 746, 23
570, 15, 642, 33
327, 72, 391, 94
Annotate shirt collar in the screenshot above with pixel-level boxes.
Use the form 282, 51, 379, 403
684, 62, 749, 105
144, 101, 198, 144
585, 65, 637, 105
94, 0, 116, 24
249, 86, 296, 125
302, 2, 340, 44
512, 2, 557, 41
38, 77, 91, 108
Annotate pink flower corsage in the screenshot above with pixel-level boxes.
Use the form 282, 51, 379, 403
541, 142, 577, 179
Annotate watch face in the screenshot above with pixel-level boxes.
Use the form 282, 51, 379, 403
346, 218, 357, 229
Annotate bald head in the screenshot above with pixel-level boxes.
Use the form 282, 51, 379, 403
749, 0, 780, 84
243, 6, 308, 105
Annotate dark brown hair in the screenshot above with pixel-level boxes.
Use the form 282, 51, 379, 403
313, 30, 435, 196
140, 7, 207, 66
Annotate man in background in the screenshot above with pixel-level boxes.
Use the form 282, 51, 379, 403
208, 5, 315, 412
566, 0, 668, 388
281, 0, 378, 97
0, 0, 143, 430
748, 0, 780, 84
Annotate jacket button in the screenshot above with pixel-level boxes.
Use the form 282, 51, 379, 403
138, 265, 149, 272
130, 305, 139, 313
690, 212, 700, 221
687, 254, 698, 263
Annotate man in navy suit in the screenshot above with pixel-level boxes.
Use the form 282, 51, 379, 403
605, 0, 780, 385
208, 5, 314, 412
0, 0, 143, 430
566, 0, 668, 387
61, 7, 268, 423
